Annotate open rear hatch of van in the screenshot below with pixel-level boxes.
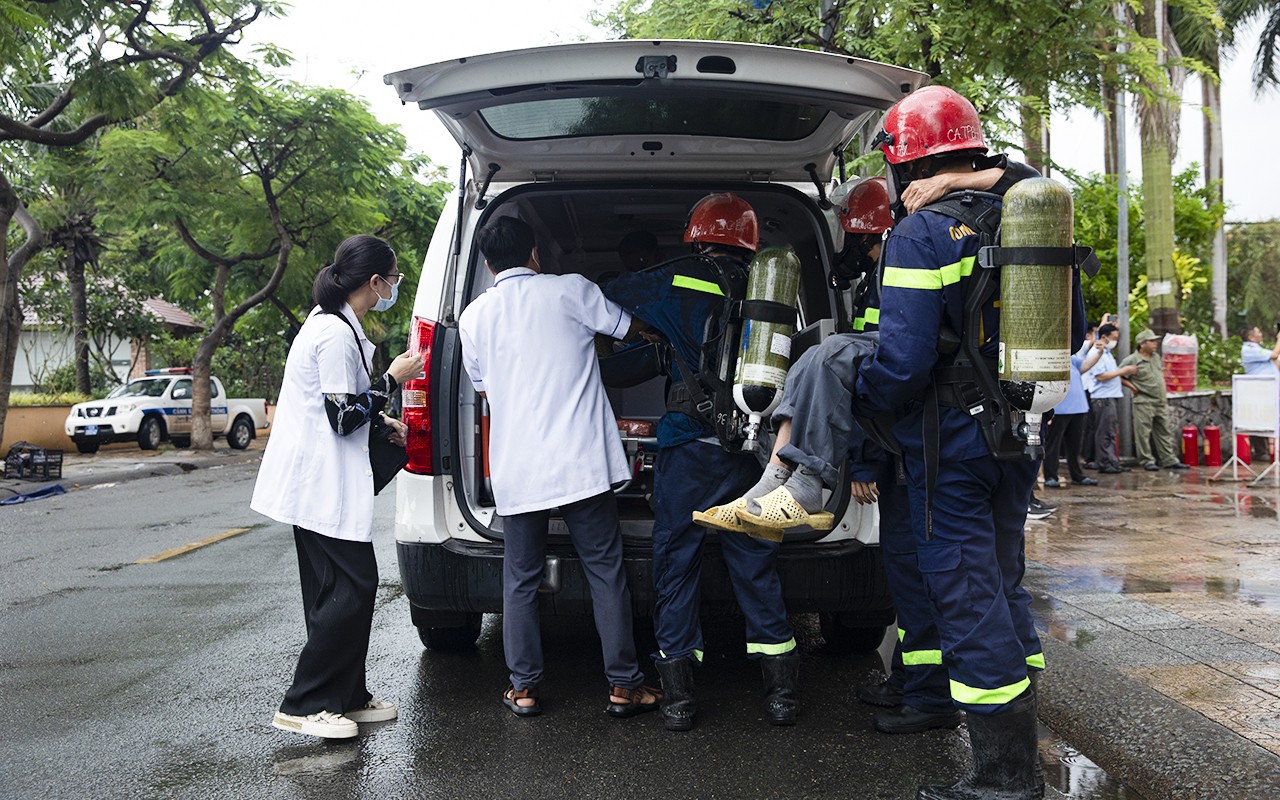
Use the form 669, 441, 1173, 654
387, 42, 924, 546
384, 40, 926, 184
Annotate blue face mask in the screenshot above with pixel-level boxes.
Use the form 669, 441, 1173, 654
372, 276, 398, 313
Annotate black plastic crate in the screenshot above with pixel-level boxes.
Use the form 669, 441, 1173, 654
3, 443, 63, 481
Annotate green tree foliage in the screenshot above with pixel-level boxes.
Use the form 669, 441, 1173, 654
595, 0, 1161, 151
95, 79, 446, 446
1227, 221, 1280, 329
1069, 166, 1223, 332
0, 0, 273, 444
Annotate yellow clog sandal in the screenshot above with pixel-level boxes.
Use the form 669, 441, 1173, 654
692, 499, 784, 543
734, 485, 835, 532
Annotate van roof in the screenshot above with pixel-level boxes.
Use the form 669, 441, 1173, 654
385, 40, 927, 183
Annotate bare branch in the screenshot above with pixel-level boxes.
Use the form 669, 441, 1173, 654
173, 216, 278, 268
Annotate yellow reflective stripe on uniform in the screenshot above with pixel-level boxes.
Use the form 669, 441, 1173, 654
881, 257, 976, 290
660, 650, 711, 660
1026, 653, 1045, 670
897, 627, 906, 642
863, 308, 880, 325
949, 676, 1031, 706
746, 637, 797, 656
902, 648, 943, 666
853, 317, 866, 331
672, 275, 725, 296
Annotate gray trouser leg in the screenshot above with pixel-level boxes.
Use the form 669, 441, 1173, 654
773, 334, 863, 489
503, 509, 550, 691
1093, 397, 1119, 470
561, 491, 645, 689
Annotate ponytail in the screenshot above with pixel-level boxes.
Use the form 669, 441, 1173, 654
311, 235, 397, 314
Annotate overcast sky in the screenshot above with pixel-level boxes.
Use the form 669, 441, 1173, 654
243, 0, 1280, 221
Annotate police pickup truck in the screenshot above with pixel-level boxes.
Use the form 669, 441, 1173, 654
64, 368, 270, 454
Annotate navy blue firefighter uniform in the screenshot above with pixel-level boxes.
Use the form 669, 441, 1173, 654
605, 237, 796, 730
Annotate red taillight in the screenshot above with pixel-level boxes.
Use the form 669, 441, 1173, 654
402, 316, 437, 474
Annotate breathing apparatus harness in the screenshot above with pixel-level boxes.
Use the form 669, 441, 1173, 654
914, 188, 1099, 536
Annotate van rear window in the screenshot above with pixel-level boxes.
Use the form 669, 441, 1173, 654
479, 96, 828, 141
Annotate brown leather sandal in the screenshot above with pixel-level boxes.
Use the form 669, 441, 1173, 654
503, 685, 541, 717
605, 684, 664, 718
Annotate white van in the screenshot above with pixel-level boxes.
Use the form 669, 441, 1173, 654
384, 40, 926, 651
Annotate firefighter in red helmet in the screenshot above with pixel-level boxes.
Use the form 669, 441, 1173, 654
604, 192, 799, 732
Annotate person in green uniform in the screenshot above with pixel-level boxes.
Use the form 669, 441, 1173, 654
1120, 329, 1190, 471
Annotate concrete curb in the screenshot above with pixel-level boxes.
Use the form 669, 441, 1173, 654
1, 452, 258, 497
1038, 636, 1280, 800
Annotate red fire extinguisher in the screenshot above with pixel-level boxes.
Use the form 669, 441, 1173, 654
1236, 433, 1252, 466
1182, 425, 1199, 466
1203, 424, 1222, 467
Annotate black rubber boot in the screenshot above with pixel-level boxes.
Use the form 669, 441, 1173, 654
917, 689, 1044, 800
760, 651, 800, 726
874, 703, 963, 734
858, 665, 906, 708
654, 657, 697, 732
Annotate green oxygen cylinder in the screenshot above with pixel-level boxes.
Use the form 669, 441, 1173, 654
997, 177, 1074, 446
733, 246, 801, 450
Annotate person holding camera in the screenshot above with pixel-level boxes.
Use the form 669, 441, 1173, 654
252, 234, 424, 740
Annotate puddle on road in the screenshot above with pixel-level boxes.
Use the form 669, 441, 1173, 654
1040, 724, 1137, 799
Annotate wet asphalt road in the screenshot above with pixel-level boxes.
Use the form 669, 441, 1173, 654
0, 461, 1092, 800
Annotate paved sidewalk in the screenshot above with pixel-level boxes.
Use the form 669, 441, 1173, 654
1, 439, 264, 500
1026, 465, 1280, 798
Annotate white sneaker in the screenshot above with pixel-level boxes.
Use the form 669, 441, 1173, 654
344, 697, 397, 723
271, 710, 358, 739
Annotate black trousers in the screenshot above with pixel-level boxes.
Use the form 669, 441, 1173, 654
279, 526, 377, 716
1043, 412, 1086, 482
1081, 393, 1096, 462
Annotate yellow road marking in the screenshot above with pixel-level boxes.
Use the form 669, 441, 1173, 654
135, 527, 252, 564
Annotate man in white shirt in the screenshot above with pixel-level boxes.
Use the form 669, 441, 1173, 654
458, 216, 661, 719
1240, 325, 1280, 376
1086, 323, 1138, 474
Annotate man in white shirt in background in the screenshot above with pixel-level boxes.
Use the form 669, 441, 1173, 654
1239, 324, 1280, 462
1241, 325, 1280, 376
1087, 323, 1139, 475
458, 216, 662, 719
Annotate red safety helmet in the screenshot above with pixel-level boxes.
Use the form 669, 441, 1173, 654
683, 193, 759, 253
838, 177, 894, 234
875, 85, 987, 165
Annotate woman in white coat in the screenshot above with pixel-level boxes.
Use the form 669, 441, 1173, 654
252, 234, 423, 739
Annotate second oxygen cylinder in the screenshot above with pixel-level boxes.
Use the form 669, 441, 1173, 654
998, 177, 1074, 417
733, 247, 801, 447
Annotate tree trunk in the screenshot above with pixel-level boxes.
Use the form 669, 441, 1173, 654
1141, 138, 1179, 335
67, 248, 92, 394
189, 330, 224, 450
0, 170, 45, 446
1102, 60, 1119, 178
1020, 83, 1048, 175
1202, 69, 1228, 337
1136, 0, 1183, 337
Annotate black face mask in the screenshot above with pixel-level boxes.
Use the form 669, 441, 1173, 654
831, 237, 878, 289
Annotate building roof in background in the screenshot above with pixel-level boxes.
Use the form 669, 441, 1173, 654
141, 298, 204, 331
22, 296, 204, 332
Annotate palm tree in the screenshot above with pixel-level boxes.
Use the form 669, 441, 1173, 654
1223, 0, 1280, 92
1134, 0, 1187, 336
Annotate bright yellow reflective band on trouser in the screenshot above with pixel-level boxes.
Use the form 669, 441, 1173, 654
881, 256, 976, 290
671, 275, 724, 296
746, 637, 797, 656
949, 676, 1031, 706
659, 649, 705, 663
897, 627, 906, 642
852, 307, 879, 332
902, 648, 943, 666
1027, 653, 1046, 670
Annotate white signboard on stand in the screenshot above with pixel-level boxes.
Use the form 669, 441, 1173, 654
1229, 375, 1279, 485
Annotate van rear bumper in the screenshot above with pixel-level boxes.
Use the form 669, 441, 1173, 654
397, 538, 894, 624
